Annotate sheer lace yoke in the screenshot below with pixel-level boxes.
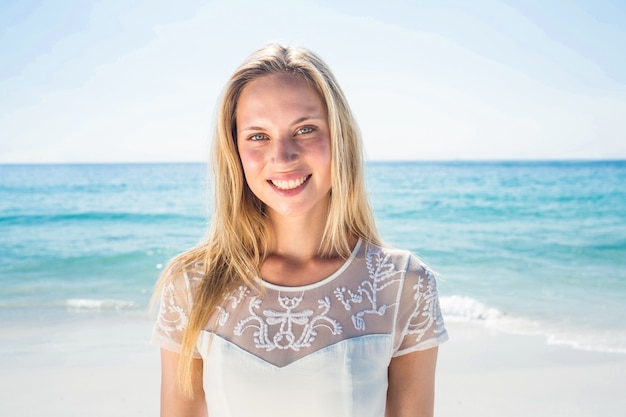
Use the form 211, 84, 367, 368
153, 241, 447, 367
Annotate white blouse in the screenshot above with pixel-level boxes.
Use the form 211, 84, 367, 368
152, 240, 448, 417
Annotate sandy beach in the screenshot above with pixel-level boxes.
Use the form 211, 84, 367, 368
437, 323, 626, 416
1, 317, 624, 416
0, 314, 161, 417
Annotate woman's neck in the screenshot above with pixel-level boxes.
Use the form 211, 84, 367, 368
266, 211, 328, 262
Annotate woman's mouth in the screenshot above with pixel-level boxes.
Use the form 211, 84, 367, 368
269, 175, 311, 190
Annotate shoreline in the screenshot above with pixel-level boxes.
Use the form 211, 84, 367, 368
1, 317, 624, 416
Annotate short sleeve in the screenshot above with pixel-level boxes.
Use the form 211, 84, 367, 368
150, 264, 202, 358
393, 255, 448, 357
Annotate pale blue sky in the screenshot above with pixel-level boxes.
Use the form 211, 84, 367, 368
1, 0, 625, 163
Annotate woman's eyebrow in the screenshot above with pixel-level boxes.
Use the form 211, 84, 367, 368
239, 125, 265, 133
290, 115, 325, 126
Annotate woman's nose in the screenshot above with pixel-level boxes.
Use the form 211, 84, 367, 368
272, 137, 298, 166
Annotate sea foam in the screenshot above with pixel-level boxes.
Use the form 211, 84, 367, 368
440, 295, 504, 322
440, 295, 626, 354
65, 298, 139, 311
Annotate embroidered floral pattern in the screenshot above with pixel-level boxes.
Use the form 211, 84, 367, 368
234, 293, 342, 351
334, 246, 402, 330
405, 267, 446, 342
153, 244, 448, 366
156, 281, 189, 337
217, 285, 250, 326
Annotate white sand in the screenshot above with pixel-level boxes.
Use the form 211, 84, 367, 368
436, 323, 626, 417
1, 317, 624, 416
0, 314, 160, 417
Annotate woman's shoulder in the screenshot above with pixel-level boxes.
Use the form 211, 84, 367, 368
361, 241, 430, 277
160, 252, 206, 293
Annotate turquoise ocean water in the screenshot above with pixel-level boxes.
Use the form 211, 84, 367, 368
1, 161, 625, 354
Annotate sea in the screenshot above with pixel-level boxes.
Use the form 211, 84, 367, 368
1, 161, 625, 355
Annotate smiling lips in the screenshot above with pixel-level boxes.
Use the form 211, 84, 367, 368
269, 175, 311, 190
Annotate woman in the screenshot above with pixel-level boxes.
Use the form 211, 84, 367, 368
152, 44, 448, 417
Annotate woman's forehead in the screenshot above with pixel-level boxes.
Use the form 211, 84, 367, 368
236, 74, 326, 124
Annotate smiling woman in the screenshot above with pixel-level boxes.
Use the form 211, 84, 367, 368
151, 44, 448, 417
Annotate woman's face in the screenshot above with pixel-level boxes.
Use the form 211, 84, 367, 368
236, 73, 332, 221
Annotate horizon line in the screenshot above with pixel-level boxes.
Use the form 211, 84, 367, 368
1, 158, 625, 166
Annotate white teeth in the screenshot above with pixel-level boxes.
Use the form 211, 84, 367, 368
271, 176, 308, 190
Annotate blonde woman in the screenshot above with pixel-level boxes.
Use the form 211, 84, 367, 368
152, 44, 448, 417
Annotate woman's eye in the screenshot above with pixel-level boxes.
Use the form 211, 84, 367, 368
249, 134, 267, 141
296, 126, 314, 135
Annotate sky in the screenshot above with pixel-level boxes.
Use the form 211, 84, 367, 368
1, 0, 625, 163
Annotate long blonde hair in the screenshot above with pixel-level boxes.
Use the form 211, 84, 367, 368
154, 43, 381, 396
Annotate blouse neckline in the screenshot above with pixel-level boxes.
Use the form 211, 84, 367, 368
260, 238, 363, 292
